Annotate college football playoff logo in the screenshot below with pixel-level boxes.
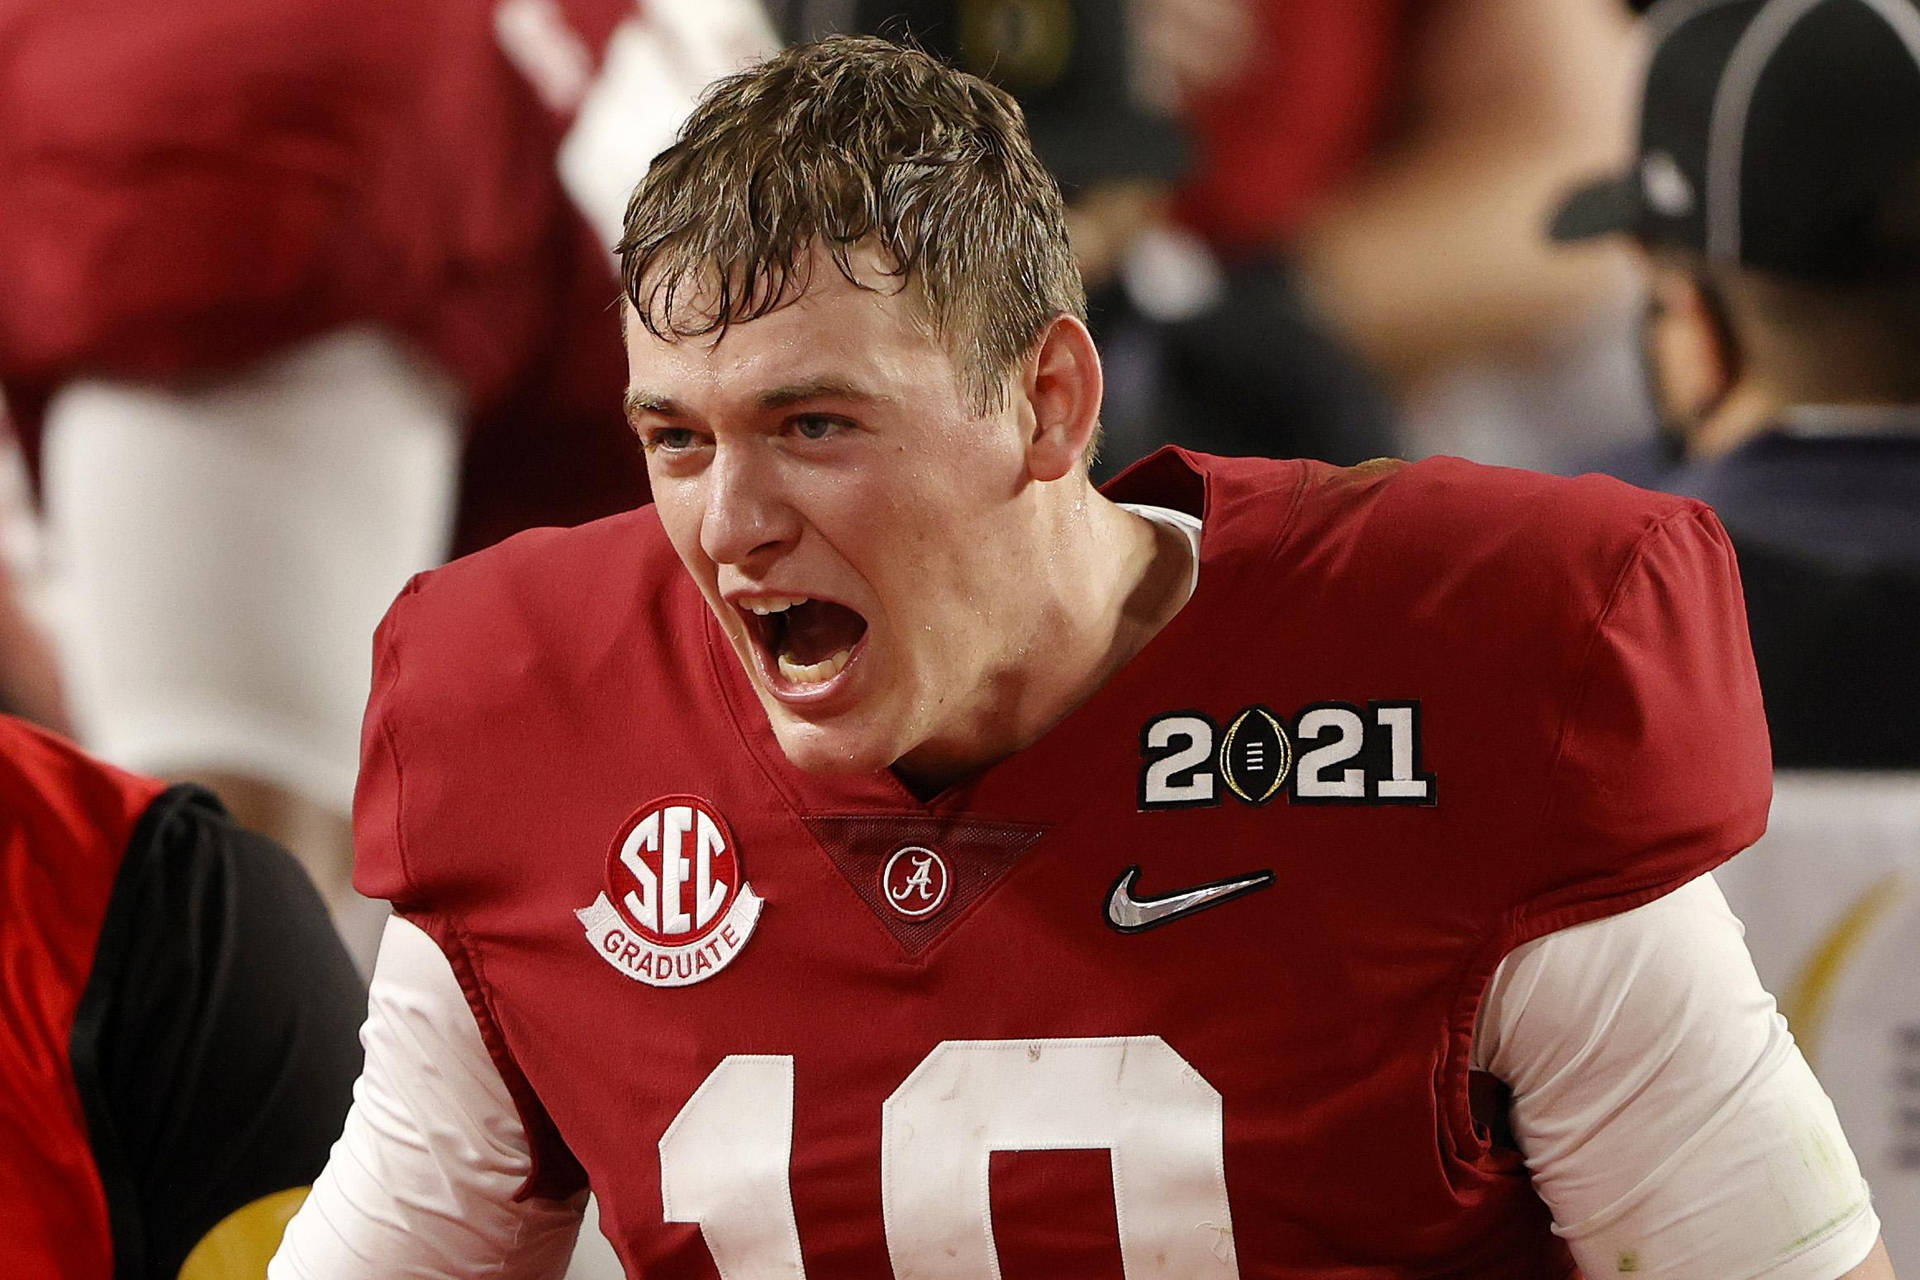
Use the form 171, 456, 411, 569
576, 795, 763, 987
1218, 706, 1291, 805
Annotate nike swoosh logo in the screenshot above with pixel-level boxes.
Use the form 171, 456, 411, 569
1104, 865, 1276, 933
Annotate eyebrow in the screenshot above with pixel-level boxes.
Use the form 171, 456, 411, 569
623, 379, 889, 423
623, 389, 683, 421
757, 378, 888, 410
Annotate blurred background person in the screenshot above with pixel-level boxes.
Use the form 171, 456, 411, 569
1550, 0, 1920, 769
0, 0, 775, 962
1, 712, 364, 1279
774, 0, 1403, 477
1547, 5, 1920, 1264
1282, 0, 1652, 471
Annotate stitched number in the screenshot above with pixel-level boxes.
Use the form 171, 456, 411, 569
660, 1038, 1239, 1278
883, 1038, 1238, 1278
1292, 702, 1435, 804
659, 1056, 806, 1278
1372, 703, 1435, 803
1294, 706, 1367, 799
1140, 713, 1219, 809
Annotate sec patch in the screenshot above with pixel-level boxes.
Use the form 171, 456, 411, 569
576, 795, 763, 987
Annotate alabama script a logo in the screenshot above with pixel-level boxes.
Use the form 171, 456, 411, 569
882, 845, 951, 919
576, 795, 763, 987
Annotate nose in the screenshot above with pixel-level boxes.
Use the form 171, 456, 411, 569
699, 444, 799, 567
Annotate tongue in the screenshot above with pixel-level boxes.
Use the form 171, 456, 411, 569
781, 600, 867, 665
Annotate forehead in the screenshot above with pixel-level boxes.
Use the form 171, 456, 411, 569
623, 246, 957, 405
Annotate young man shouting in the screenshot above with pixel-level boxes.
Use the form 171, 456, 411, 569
274, 35, 1891, 1280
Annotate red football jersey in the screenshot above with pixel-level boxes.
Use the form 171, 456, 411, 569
0, 716, 165, 1280
0, 0, 645, 545
355, 449, 1771, 1277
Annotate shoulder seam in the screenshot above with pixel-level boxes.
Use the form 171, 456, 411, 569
1533, 505, 1711, 844
442, 916, 586, 1202
376, 578, 426, 903
1258, 458, 1316, 575
378, 710, 415, 902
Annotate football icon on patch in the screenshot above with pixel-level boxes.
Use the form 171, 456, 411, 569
576, 795, 764, 987
1219, 706, 1291, 805
882, 845, 951, 918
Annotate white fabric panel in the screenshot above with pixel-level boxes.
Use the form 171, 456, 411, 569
1477, 874, 1878, 1279
41, 327, 459, 816
554, 0, 777, 255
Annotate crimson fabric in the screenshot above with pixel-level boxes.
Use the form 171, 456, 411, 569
355, 448, 1772, 1276
0, 0, 643, 546
0, 716, 164, 1280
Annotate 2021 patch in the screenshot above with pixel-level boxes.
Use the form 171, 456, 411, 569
1139, 701, 1436, 811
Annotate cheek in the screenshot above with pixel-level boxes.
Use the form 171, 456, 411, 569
651, 482, 715, 575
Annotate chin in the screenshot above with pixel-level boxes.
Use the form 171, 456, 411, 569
766, 715, 900, 776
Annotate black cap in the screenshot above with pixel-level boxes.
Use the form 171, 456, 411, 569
801, 0, 1190, 189
1552, 0, 1920, 281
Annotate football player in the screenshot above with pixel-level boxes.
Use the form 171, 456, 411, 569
0, 714, 365, 1279
273, 36, 1893, 1279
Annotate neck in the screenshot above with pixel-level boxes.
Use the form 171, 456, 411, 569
1688, 380, 1784, 460
891, 489, 1189, 796
1687, 366, 1920, 459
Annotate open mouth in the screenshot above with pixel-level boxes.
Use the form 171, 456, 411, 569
738, 596, 870, 691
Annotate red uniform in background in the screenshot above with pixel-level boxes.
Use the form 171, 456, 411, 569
1175, 0, 1419, 253
0, 718, 160, 1280
352, 449, 1770, 1276
0, 0, 679, 551
0, 715, 365, 1279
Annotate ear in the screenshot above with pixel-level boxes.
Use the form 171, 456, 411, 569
1645, 262, 1739, 420
1020, 314, 1104, 483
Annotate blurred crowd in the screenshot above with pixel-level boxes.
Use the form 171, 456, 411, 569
3, 0, 1919, 1273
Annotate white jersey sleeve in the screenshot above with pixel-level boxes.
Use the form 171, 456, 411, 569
268, 916, 585, 1280
1475, 873, 1880, 1279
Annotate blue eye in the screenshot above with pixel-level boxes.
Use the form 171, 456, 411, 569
791, 416, 846, 441
645, 427, 701, 453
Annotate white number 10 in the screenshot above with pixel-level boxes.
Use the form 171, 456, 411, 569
659, 1037, 1240, 1278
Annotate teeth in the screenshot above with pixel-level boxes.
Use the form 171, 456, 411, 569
743, 595, 809, 616
776, 647, 852, 685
